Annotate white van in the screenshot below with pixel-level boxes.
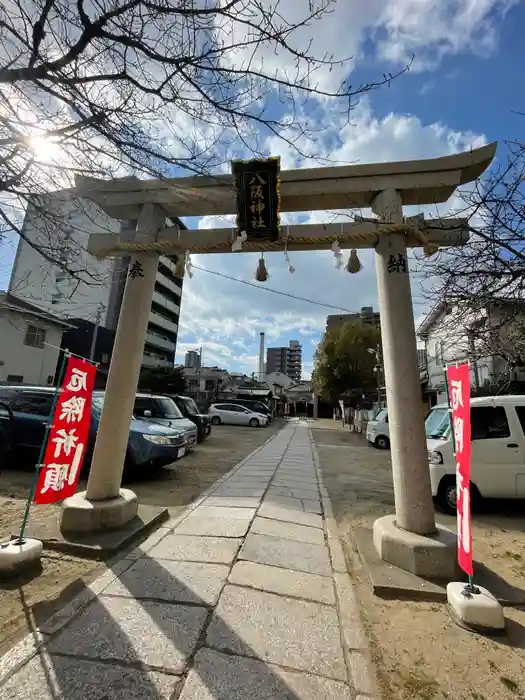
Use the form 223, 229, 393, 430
427, 395, 525, 513
366, 408, 390, 449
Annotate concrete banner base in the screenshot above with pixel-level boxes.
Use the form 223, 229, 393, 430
447, 581, 506, 635
0, 538, 43, 579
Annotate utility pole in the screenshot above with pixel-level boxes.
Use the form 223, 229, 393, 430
89, 303, 105, 362
196, 346, 203, 403
368, 344, 383, 407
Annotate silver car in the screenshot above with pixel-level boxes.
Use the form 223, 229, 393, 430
134, 394, 199, 448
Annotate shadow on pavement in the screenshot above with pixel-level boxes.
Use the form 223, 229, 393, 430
1, 546, 313, 700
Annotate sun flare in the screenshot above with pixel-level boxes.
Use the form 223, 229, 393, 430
26, 133, 62, 163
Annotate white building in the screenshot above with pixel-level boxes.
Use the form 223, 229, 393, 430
0, 293, 71, 385
418, 299, 525, 403
8, 191, 185, 369
264, 371, 294, 397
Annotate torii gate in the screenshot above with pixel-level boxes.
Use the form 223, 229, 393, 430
61, 143, 496, 578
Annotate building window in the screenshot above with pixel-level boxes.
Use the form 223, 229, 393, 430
6, 374, 23, 383
24, 325, 46, 349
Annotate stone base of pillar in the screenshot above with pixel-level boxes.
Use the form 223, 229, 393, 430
60, 489, 138, 534
373, 514, 459, 580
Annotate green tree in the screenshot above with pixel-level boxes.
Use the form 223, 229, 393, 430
313, 322, 381, 401
138, 366, 185, 396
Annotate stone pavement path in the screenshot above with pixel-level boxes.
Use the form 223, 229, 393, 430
0, 423, 378, 699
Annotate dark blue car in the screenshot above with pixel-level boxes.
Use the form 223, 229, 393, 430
0, 386, 187, 473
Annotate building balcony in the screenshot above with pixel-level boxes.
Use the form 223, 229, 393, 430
156, 269, 182, 296
158, 256, 180, 277
146, 331, 175, 353
141, 354, 173, 369
152, 290, 180, 316
148, 310, 178, 335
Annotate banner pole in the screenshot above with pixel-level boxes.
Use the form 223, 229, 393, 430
444, 365, 475, 590
16, 350, 69, 542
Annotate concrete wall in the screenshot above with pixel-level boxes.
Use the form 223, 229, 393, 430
0, 313, 63, 385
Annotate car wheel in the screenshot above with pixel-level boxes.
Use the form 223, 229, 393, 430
375, 435, 390, 450
211, 416, 221, 425
437, 476, 482, 515
437, 476, 457, 515
249, 418, 259, 428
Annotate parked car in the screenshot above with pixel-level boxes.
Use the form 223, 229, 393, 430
0, 386, 187, 473
134, 393, 199, 448
220, 398, 273, 422
208, 403, 268, 427
171, 394, 211, 442
366, 408, 389, 449
0, 400, 14, 470
427, 396, 525, 513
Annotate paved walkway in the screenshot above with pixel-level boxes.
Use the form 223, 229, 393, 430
0, 423, 377, 699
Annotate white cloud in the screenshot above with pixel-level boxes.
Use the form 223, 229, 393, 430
375, 0, 519, 70
216, 0, 516, 96
212, 0, 518, 118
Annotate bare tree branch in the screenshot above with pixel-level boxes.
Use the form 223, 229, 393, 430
0, 0, 410, 285
420, 130, 525, 388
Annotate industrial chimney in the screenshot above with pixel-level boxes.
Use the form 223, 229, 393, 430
259, 332, 265, 380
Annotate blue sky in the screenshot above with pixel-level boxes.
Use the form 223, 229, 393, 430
1, 0, 524, 379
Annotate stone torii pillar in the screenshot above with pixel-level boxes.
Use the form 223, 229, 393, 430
61, 204, 166, 532
62, 144, 496, 578
371, 189, 455, 578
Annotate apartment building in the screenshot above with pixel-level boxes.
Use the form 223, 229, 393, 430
185, 350, 201, 369
326, 306, 381, 333
8, 191, 185, 369
266, 340, 302, 381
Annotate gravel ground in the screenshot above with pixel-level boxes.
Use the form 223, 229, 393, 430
0, 421, 281, 655
312, 421, 525, 700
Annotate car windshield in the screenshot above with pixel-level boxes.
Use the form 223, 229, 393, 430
155, 397, 184, 419
92, 394, 137, 420
425, 407, 450, 439
180, 397, 199, 414
374, 408, 387, 422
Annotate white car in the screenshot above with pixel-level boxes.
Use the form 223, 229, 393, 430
427, 396, 525, 513
208, 403, 268, 428
366, 408, 390, 449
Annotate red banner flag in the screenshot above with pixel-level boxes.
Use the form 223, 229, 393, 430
446, 363, 473, 576
34, 356, 96, 505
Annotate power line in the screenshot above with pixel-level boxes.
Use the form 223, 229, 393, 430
192, 262, 429, 312
191, 263, 361, 314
